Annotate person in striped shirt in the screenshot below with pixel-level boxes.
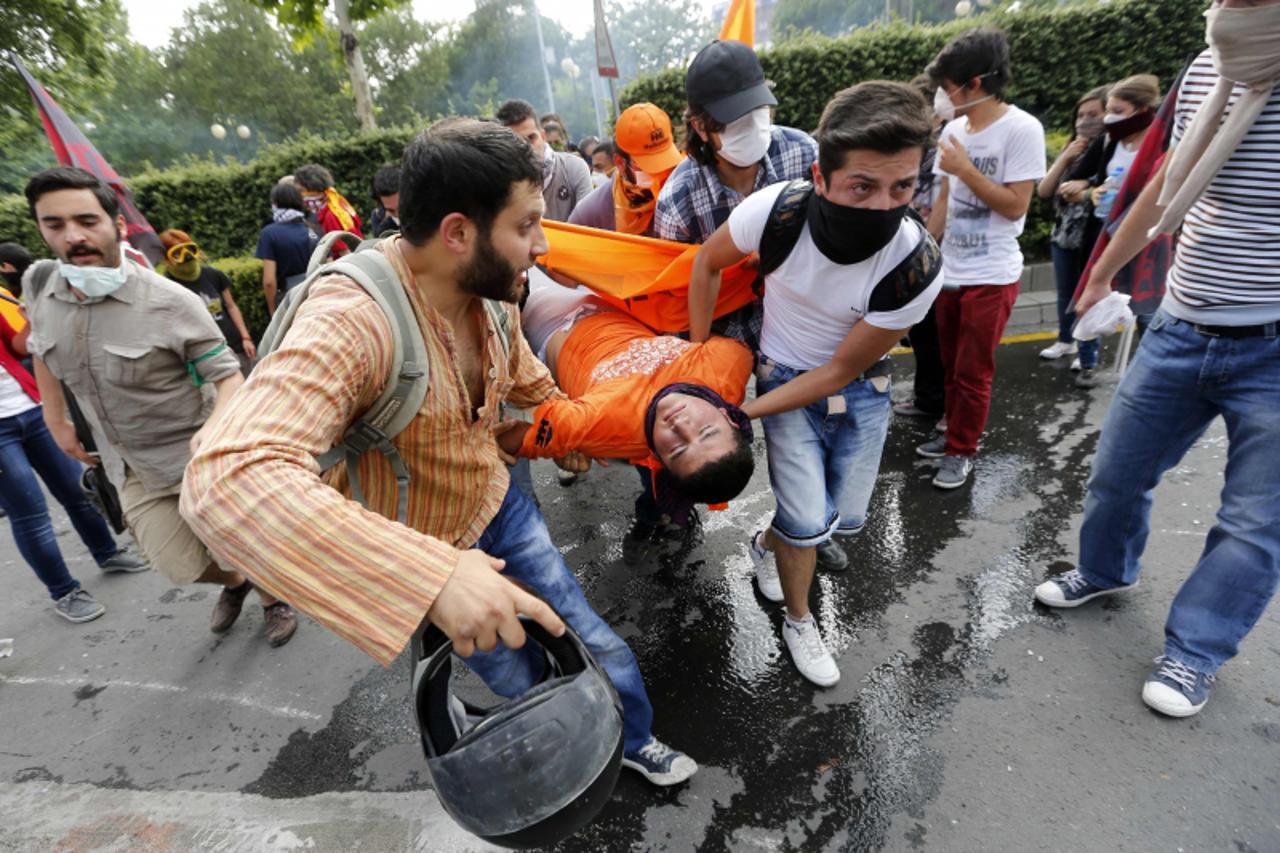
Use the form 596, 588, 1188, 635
1035, 0, 1280, 719
183, 119, 698, 786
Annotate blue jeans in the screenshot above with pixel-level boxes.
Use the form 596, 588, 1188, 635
1078, 310, 1280, 674
1051, 243, 1099, 369
464, 483, 654, 755
0, 406, 119, 600
756, 355, 892, 546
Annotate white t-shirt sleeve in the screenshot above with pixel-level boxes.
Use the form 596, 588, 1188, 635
1002, 113, 1048, 183
727, 182, 788, 255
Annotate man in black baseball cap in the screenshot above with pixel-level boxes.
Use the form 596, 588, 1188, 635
684, 39, 777, 125
654, 40, 817, 247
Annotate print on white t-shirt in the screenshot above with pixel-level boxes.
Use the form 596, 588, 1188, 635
933, 106, 1047, 286
728, 182, 945, 371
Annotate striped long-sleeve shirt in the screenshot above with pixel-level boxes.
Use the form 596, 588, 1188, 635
181, 239, 560, 665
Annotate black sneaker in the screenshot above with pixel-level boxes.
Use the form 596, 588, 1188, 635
1075, 367, 1100, 388
816, 538, 849, 572
622, 737, 698, 786
1142, 655, 1215, 717
1034, 568, 1135, 608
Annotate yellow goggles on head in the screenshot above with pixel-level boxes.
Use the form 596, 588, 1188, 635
165, 242, 201, 265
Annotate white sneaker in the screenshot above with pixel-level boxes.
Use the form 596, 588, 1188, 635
782, 614, 839, 686
1070, 356, 1082, 372
749, 531, 783, 602
1039, 341, 1077, 360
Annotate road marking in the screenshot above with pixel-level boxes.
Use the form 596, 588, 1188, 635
891, 329, 1057, 356
0, 674, 323, 722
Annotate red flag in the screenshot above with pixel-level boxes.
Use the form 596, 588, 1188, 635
11, 55, 164, 266
1074, 62, 1190, 316
594, 0, 619, 79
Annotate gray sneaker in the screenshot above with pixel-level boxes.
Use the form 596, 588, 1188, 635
54, 588, 105, 623
915, 435, 947, 459
98, 547, 150, 574
816, 538, 849, 572
933, 455, 974, 489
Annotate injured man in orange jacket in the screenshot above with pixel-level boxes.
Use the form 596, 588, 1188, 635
498, 268, 754, 507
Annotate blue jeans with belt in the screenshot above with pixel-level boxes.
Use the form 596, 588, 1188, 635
0, 406, 119, 600
756, 354, 892, 547
463, 482, 655, 755
1077, 310, 1280, 674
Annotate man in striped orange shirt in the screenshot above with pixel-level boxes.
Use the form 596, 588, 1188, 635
183, 119, 697, 786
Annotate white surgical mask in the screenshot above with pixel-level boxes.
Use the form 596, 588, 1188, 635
632, 168, 654, 188
60, 259, 126, 299
934, 75, 997, 123
1102, 112, 1130, 125
933, 86, 958, 122
716, 107, 772, 168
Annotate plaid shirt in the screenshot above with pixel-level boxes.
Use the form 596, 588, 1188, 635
654, 125, 818, 245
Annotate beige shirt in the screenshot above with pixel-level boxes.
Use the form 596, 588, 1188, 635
26, 259, 240, 492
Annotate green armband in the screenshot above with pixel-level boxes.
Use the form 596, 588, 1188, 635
187, 342, 229, 387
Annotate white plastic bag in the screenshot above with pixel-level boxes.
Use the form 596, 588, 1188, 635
1073, 292, 1134, 341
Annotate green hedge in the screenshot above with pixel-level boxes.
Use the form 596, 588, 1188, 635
622, 0, 1205, 134
0, 128, 416, 263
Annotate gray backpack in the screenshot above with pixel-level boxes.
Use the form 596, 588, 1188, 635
258, 231, 511, 524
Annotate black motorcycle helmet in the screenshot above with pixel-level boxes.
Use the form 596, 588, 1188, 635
412, 613, 624, 849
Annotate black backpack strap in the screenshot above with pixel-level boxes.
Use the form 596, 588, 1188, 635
867, 226, 943, 314
758, 179, 814, 276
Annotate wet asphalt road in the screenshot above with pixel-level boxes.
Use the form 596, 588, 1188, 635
1, 339, 1277, 852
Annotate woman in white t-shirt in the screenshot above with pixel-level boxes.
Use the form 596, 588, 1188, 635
1062, 75, 1161, 383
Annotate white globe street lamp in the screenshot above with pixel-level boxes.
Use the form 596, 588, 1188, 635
236, 124, 252, 140
210, 123, 227, 140
955, 0, 973, 16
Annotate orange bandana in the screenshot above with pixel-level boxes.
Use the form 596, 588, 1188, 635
612, 171, 669, 236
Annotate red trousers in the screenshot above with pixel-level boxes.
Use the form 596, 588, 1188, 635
935, 283, 1020, 456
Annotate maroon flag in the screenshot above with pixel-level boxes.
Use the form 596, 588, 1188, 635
1074, 61, 1190, 316
11, 55, 163, 266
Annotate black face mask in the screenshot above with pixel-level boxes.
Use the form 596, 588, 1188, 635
806, 192, 909, 266
1105, 109, 1154, 143
1, 270, 21, 295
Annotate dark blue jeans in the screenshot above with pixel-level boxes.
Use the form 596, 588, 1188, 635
465, 483, 655, 755
1051, 243, 1099, 369
1079, 311, 1280, 673
0, 406, 119, 600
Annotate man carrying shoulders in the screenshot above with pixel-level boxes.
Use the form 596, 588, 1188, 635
688, 82, 944, 686
655, 39, 818, 246
183, 119, 697, 786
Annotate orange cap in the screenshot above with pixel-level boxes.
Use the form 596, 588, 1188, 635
614, 103, 684, 175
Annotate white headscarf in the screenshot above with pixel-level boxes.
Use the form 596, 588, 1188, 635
1150, 2, 1280, 237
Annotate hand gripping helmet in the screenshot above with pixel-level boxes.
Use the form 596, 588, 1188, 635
411, 615, 624, 849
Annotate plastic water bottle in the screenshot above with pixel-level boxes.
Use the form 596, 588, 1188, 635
1094, 166, 1125, 220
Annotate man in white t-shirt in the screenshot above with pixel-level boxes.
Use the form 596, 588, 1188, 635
920, 28, 1046, 488
688, 82, 944, 686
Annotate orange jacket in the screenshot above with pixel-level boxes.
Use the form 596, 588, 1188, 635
519, 311, 752, 462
